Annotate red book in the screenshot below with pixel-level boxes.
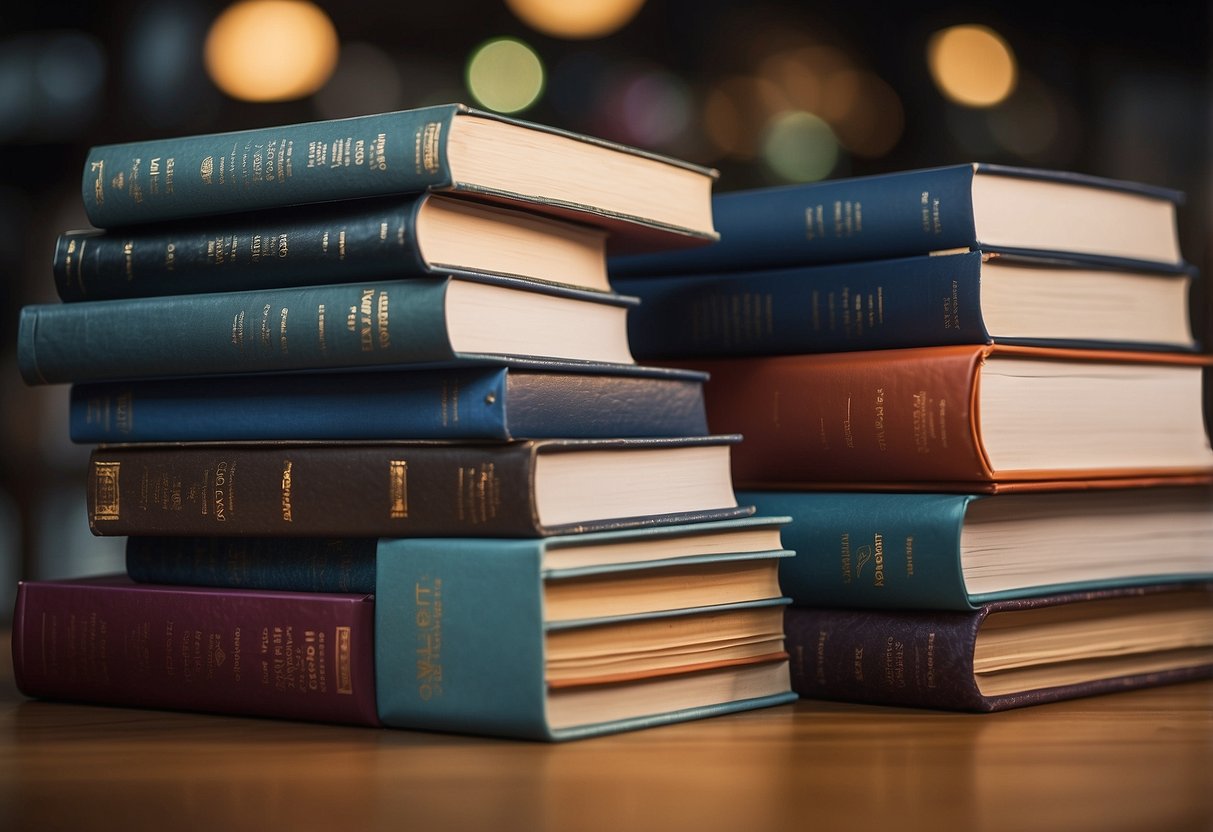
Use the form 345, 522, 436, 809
11, 575, 380, 726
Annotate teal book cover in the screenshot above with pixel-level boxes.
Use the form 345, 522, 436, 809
373, 516, 798, 740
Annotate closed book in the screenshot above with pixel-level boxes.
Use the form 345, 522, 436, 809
125, 513, 792, 595
85, 435, 750, 537
373, 517, 798, 740
68, 363, 709, 444
677, 345, 1213, 487
616, 250, 1198, 357
784, 582, 1213, 711
81, 103, 718, 254
609, 163, 1183, 274
11, 575, 380, 725
54, 193, 613, 301
741, 486, 1213, 611
18, 276, 636, 386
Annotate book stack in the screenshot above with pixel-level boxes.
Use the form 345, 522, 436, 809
610, 163, 1213, 711
12, 104, 799, 740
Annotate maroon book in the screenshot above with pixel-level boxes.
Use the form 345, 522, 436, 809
12, 575, 380, 726
784, 582, 1213, 711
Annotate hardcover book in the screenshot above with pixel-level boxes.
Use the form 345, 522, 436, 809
80, 103, 718, 253
372, 517, 798, 740
741, 485, 1213, 611
784, 582, 1213, 711
85, 435, 750, 537
616, 250, 1198, 357
55, 193, 614, 301
11, 575, 380, 725
68, 363, 710, 443
609, 162, 1184, 274
19, 276, 637, 386
676, 345, 1213, 487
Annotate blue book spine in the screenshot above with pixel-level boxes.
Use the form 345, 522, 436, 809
610, 165, 979, 275
83, 105, 461, 227
740, 491, 979, 611
126, 537, 377, 593
55, 198, 432, 302
618, 251, 989, 358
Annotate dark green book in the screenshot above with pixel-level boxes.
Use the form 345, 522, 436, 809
54, 193, 613, 301
18, 276, 636, 385
80, 103, 718, 254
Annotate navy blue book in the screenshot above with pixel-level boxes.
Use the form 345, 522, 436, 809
616, 250, 1198, 358
19, 276, 636, 386
69, 363, 710, 443
610, 163, 1185, 275
81, 103, 718, 254
54, 193, 613, 301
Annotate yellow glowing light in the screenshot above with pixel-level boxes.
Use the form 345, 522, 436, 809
763, 111, 839, 183
927, 24, 1017, 107
506, 0, 647, 39
204, 1, 339, 102
467, 38, 545, 114
702, 75, 788, 159
825, 71, 905, 158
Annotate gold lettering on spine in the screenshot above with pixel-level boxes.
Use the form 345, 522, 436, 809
377, 290, 390, 349
90, 160, 105, 204
414, 579, 443, 700
359, 289, 374, 351
92, 462, 122, 521
335, 627, 353, 694
390, 460, 408, 518
420, 123, 441, 174
281, 460, 293, 521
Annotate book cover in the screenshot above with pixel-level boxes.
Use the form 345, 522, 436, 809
740, 486, 1213, 611
80, 103, 718, 253
85, 435, 751, 537
609, 163, 1184, 273
11, 575, 380, 725
616, 250, 1198, 357
373, 518, 798, 740
676, 345, 1213, 487
68, 363, 710, 443
784, 582, 1213, 712
19, 276, 637, 386
54, 193, 613, 301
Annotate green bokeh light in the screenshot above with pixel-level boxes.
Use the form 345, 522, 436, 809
466, 37, 545, 113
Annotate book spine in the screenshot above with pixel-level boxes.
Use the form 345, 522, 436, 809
82, 106, 459, 227
54, 200, 430, 302
125, 537, 378, 593
11, 577, 381, 725
610, 165, 977, 274
618, 252, 989, 359
740, 491, 978, 610
19, 279, 456, 385
784, 604, 990, 710
86, 442, 547, 537
686, 346, 991, 485
68, 369, 513, 443
374, 537, 552, 739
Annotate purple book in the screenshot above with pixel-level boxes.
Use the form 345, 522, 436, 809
784, 582, 1213, 711
11, 575, 380, 726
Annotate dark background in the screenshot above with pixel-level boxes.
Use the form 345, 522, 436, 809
1, 0, 1209, 616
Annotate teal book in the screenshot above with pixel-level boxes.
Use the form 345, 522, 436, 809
54, 193, 613, 301
69, 363, 709, 443
616, 250, 1198, 357
80, 103, 718, 254
610, 163, 1185, 274
18, 276, 636, 386
742, 485, 1213, 611
373, 516, 798, 740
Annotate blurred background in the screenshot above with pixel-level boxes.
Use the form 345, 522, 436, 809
0, 0, 1209, 619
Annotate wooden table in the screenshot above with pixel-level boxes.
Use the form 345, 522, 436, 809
0, 631, 1209, 832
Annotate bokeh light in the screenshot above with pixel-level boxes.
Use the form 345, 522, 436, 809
927, 24, 1017, 107
703, 75, 789, 160
505, 0, 647, 40
762, 110, 839, 182
466, 37, 545, 114
204, 0, 339, 102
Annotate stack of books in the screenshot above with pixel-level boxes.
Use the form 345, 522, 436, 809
12, 104, 800, 740
610, 163, 1213, 711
